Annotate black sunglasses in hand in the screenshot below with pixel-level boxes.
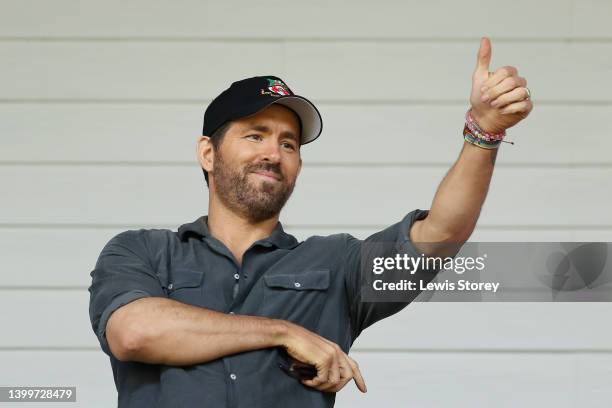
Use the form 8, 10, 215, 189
278, 348, 318, 381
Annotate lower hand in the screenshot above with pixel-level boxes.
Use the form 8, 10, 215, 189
279, 320, 367, 393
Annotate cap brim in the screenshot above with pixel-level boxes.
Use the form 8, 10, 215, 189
271, 96, 323, 145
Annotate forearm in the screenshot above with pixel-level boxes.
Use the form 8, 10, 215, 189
426, 140, 497, 242
107, 297, 287, 366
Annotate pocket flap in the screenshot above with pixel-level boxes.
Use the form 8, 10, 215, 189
264, 269, 330, 290
170, 269, 204, 290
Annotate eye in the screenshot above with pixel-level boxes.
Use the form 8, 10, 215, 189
281, 141, 297, 151
245, 134, 262, 141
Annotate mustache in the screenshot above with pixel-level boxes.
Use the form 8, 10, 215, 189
245, 162, 284, 180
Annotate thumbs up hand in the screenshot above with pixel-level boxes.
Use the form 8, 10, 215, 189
469, 37, 533, 134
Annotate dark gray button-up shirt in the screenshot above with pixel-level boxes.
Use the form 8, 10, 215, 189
88, 209, 434, 408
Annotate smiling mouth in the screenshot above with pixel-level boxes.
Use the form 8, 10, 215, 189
251, 171, 282, 182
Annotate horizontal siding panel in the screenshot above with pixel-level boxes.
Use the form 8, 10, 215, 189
307, 105, 611, 165
2, 41, 611, 102
575, 354, 612, 405
3, 227, 610, 288
2, 227, 124, 287
4, 351, 609, 408
0, 41, 283, 100
3, 103, 612, 165
2, 291, 611, 350
572, 0, 612, 38
354, 303, 612, 350
0, 351, 115, 408
0, 292, 96, 348
337, 351, 603, 407
0, 165, 208, 226
1, 103, 201, 163
0, 0, 572, 39
0, 165, 607, 226
286, 41, 612, 102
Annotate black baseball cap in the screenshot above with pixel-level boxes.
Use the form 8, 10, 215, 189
203, 75, 323, 145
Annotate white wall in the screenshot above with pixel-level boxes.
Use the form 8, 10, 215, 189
1, 1, 611, 407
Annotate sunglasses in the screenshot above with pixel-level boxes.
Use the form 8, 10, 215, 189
278, 348, 317, 381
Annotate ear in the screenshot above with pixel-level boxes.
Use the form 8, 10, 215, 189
197, 135, 214, 173
297, 156, 302, 178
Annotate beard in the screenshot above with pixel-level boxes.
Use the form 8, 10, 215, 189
211, 150, 297, 223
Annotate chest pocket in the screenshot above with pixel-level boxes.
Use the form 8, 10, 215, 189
261, 269, 330, 332
167, 269, 205, 306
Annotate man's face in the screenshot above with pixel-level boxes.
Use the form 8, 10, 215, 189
210, 104, 302, 222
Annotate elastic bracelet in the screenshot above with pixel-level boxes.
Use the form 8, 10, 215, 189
465, 109, 506, 141
464, 109, 514, 147
463, 124, 501, 150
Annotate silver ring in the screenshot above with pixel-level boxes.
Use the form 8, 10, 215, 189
524, 87, 531, 100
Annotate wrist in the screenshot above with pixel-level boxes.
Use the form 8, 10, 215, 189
469, 109, 505, 134
463, 109, 512, 149
463, 124, 501, 149
271, 318, 293, 348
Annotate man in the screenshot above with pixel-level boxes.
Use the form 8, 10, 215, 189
88, 37, 532, 407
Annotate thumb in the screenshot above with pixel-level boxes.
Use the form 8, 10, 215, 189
475, 36, 492, 75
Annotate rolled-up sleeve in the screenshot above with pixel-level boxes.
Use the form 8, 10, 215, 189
344, 209, 443, 341
88, 230, 166, 356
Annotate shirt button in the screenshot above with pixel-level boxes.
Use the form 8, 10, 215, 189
233, 273, 240, 280
229, 373, 237, 380
294, 282, 301, 288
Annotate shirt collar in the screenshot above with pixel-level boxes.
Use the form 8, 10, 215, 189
177, 215, 299, 250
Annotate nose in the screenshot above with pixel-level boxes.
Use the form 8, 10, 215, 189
259, 137, 281, 163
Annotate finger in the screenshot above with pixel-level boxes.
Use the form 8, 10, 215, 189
304, 364, 346, 394
474, 37, 492, 76
318, 376, 351, 393
326, 349, 341, 387
316, 375, 350, 393
500, 100, 533, 115
490, 86, 530, 108
310, 338, 353, 391
304, 357, 330, 388
482, 77, 525, 104
482, 66, 518, 92
302, 344, 337, 388
488, 79, 528, 107
347, 356, 367, 393
302, 375, 326, 388
318, 354, 354, 392
485, 76, 526, 102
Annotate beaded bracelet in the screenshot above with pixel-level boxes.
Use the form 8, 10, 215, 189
463, 124, 501, 149
465, 109, 505, 140
463, 109, 514, 149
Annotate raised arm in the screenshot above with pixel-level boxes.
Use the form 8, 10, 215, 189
410, 37, 533, 253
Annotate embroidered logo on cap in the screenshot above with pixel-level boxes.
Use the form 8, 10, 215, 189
261, 78, 291, 97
